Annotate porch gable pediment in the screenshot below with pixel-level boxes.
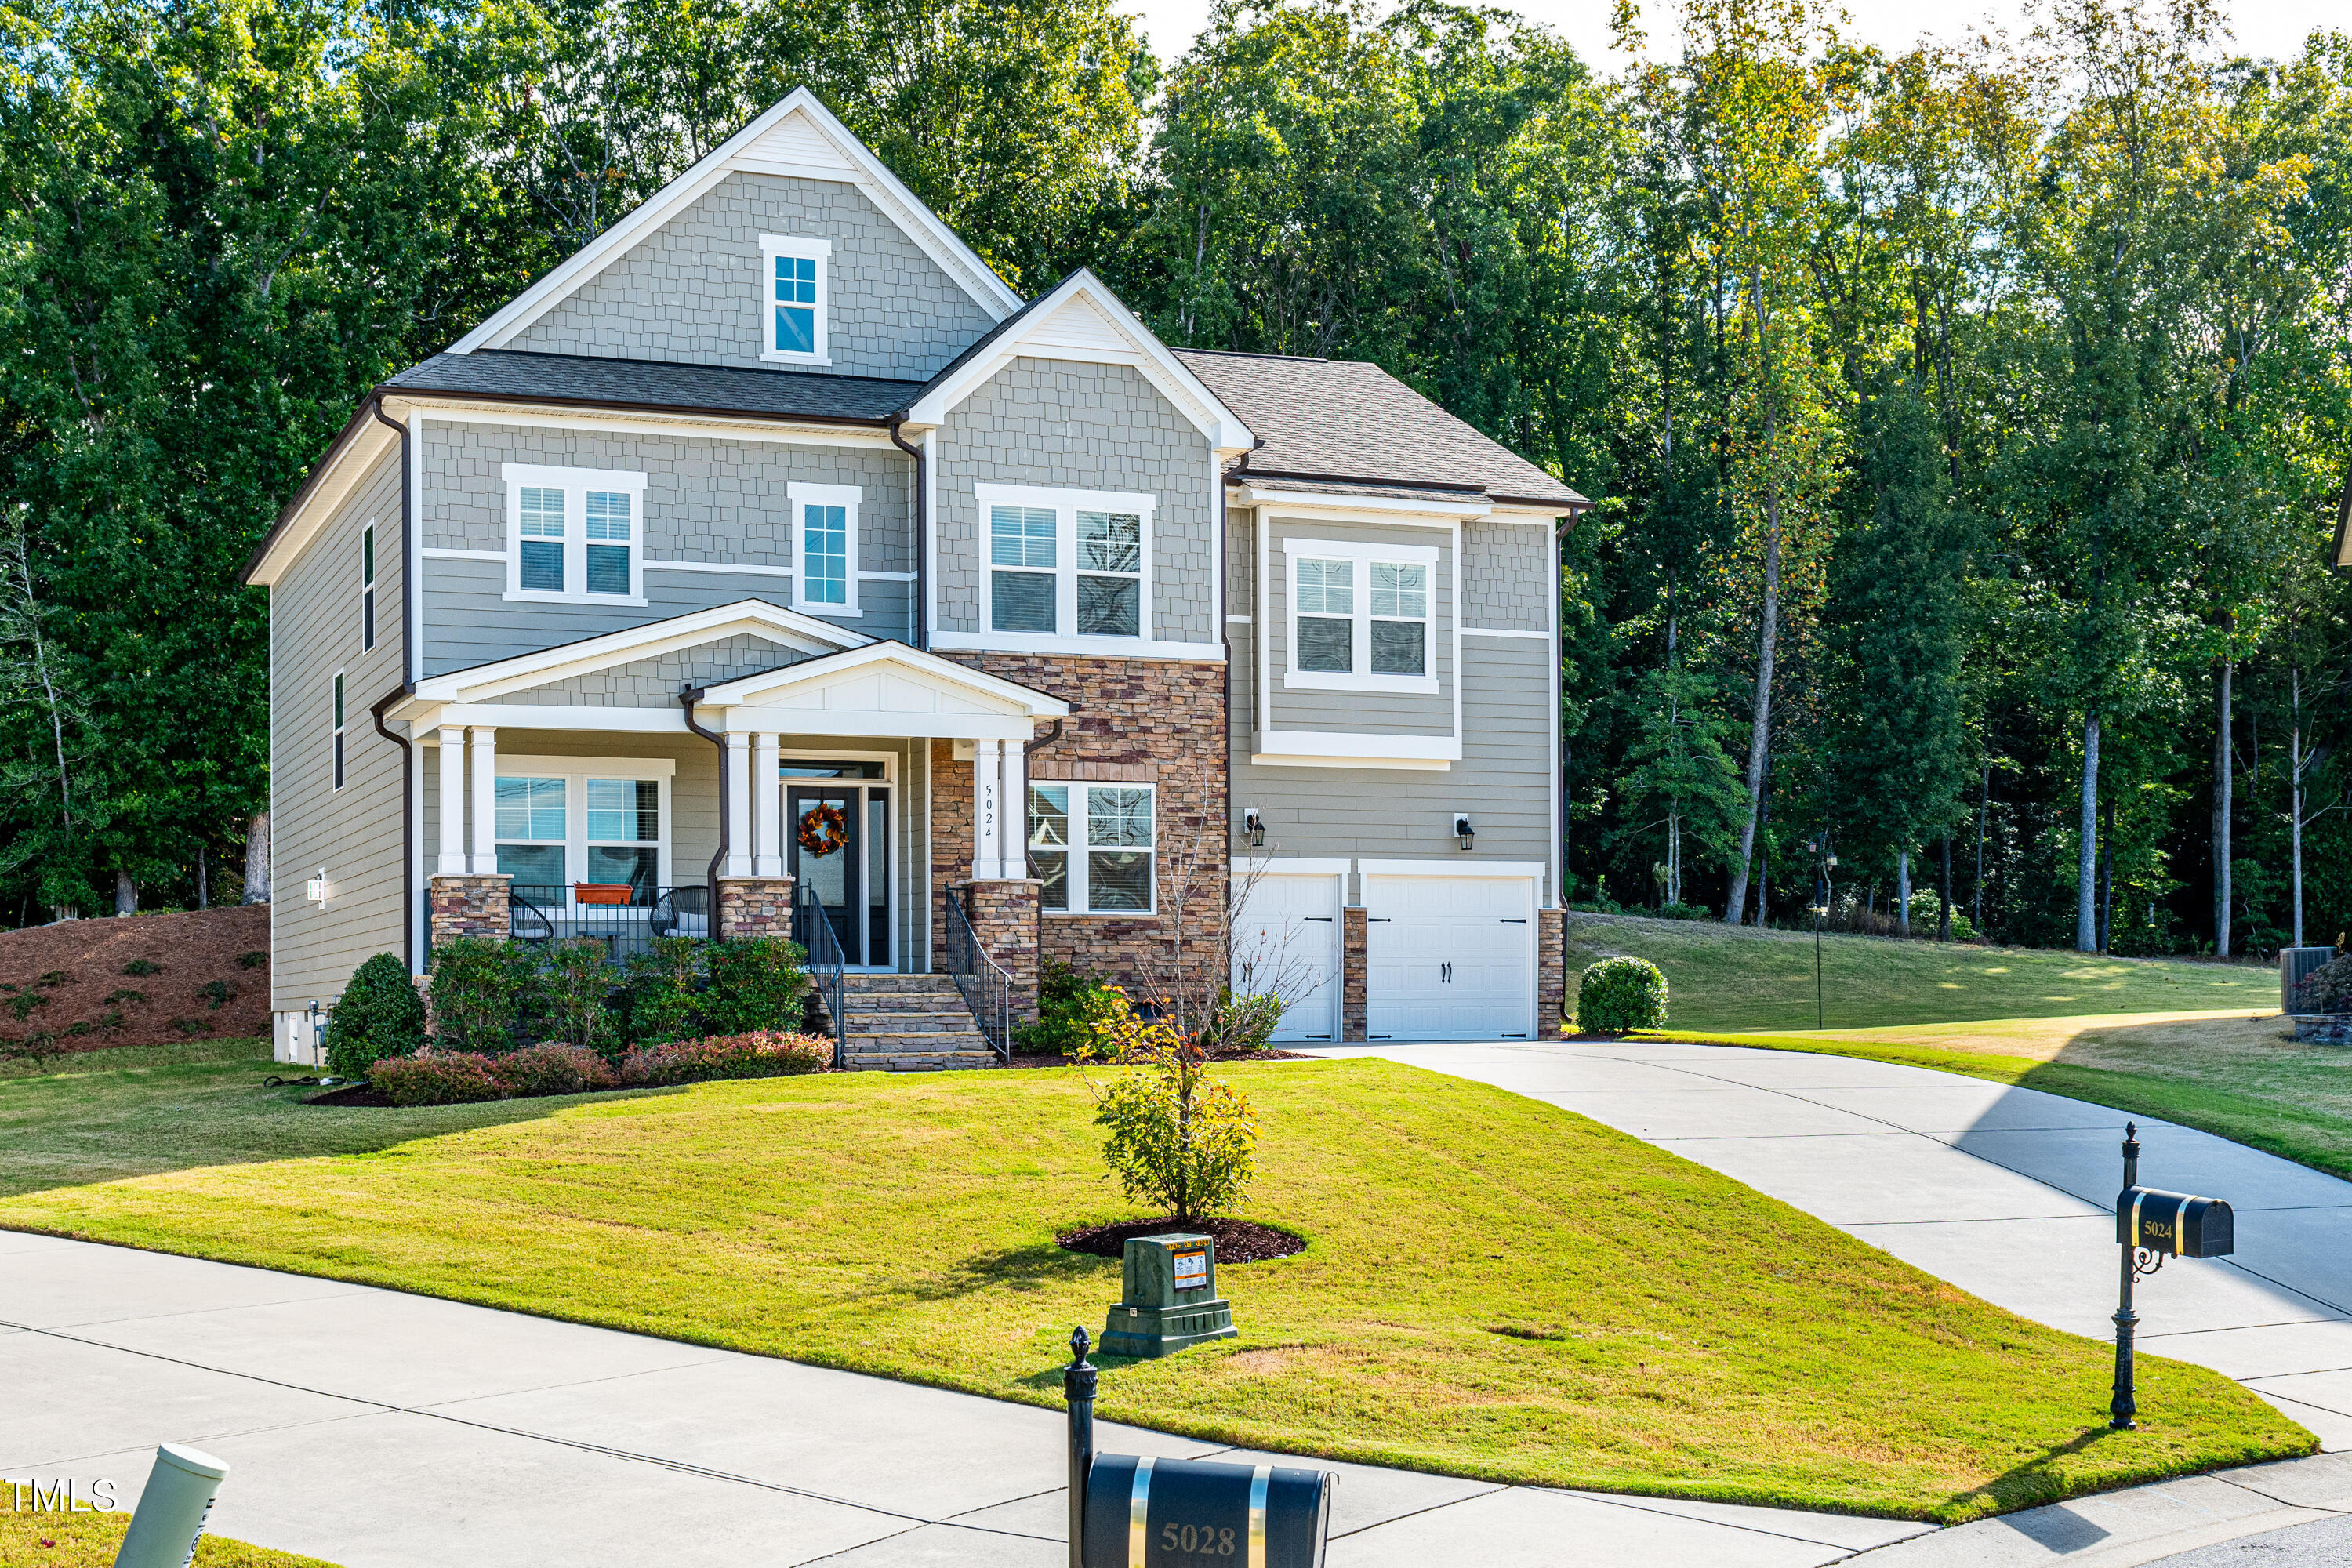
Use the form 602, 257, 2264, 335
696, 642, 1067, 742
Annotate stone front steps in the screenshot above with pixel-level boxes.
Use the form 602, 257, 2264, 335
835, 972, 1000, 1071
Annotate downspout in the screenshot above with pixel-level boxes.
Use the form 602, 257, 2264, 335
370, 399, 419, 970
1219, 474, 1235, 979
888, 418, 927, 651
681, 688, 728, 930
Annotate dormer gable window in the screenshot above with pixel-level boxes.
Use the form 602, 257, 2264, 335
760, 234, 831, 365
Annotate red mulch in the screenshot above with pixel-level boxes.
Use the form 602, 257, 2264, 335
1058, 1215, 1307, 1263
0, 906, 270, 1054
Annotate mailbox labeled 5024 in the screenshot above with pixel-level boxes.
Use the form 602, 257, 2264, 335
2115, 1187, 2234, 1258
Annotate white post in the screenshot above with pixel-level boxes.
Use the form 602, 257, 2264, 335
436, 727, 466, 876
973, 739, 1004, 880
1001, 737, 1028, 880
726, 732, 754, 878
468, 726, 498, 875
753, 732, 782, 877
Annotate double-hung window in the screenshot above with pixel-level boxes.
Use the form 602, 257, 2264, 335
495, 776, 568, 891
360, 524, 376, 652
331, 672, 346, 790
585, 779, 660, 891
1283, 538, 1440, 694
759, 234, 830, 364
503, 465, 647, 604
1028, 782, 1155, 913
494, 760, 673, 898
788, 481, 862, 615
978, 485, 1153, 642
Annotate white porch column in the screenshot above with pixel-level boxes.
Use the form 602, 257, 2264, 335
1000, 737, 1028, 880
468, 725, 498, 875
725, 732, 754, 877
436, 727, 467, 875
753, 732, 782, 877
972, 739, 1004, 880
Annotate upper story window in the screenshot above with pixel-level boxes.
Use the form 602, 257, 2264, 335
1283, 537, 1440, 695
759, 234, 831, 365
788, 481, 862, 616
978, 484, 1152, 642
359, 524, 376, 652
502, 464, 648, 606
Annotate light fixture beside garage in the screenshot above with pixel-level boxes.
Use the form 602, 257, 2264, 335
1453, 815, 1475, 851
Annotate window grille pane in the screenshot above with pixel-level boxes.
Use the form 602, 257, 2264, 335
775, 254, 817, 303
583, 844, 657, 891
1088, 850, 1152, 910
1078, 511, 1141, 574
1370, 562, 1425, 619
332, 674, 344, 728
989, 506, 1056, 568
586, 492, 630, 541
498, 844, 565, 887
362, 526, 375, 586
520, 487, 564, 537
1371, 619, 1425, 676
520, 539, 564, 591
1035, 850, 1069, 911
804, 503, 848, 604
587, 779, 658, 844
775, 304, 815, 354
586, 543, 630, 596
1077, 575, 1138, 637
1029, 785, 1069, 848
993, 570, 1055, 632
1296, 558, 1352, 614
1296, 615, 1352, 673
333, 731, 343, 789
362, 588, 375, 651
1087, 786, 1154, 848
495, 775, 566, 841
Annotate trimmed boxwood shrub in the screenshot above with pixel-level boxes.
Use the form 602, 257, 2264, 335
325, 953, 426, 1077
1576, 956, 1668, 1033
619, 1030, 829, 1087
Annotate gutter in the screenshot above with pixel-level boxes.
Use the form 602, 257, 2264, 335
370, 682, 416, 971
887, 417, 928, 650
681, 688, 728, 931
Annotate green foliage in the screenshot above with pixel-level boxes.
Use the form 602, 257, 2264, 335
701, 938, 811, 1037
2296, 955, 2352, 1013
324, 953, 427, 1078
618, 1031, 829, 1086
622, 936, 710, 1047
1210, 990, 1283, 1054
1014, 960, 1121, 1054
426, 938, 532, 1053
238, 950, 269, 970
372, 1049, 503, 1107
1905, 891, 1977, 943
535, 939, 620, 1060
491, 1044, 618, 1099
1077, 988, 1259, 1223
1576, 956, 1669, 1032
121, 960, 160, 978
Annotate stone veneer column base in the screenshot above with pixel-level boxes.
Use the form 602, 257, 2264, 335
1538, 909, 1566, 1035
429, 875, 510, 947
717, 877, 796, 941
953, 879, 1040, 1025
1342, 906, 1368, 1042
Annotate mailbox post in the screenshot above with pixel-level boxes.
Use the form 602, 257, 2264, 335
2110, 1122, 2236, 1430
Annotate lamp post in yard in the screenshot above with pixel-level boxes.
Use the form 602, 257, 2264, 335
1809, 839, 1836, 1030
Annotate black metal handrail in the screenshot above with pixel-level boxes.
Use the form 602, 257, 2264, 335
943, 887, 1012, 1063
797, 880, 848, 1069
508, 885, 708, 960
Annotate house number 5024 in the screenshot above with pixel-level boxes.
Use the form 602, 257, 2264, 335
1160, 1522, 1238, 1557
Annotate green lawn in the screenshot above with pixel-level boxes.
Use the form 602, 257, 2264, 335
0, 1510, 337, 1567
1566, 913, 2278, 1033
0, 1045, 2307, 1523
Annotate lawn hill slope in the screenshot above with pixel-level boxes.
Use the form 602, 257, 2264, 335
0, 1052, 2307, 1523
0, 1508, 338, 1566
0, 906, 269, 1054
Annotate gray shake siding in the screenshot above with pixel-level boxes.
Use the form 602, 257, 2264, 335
505, 172, 997, 381
933, 360, 1217, 643
1261, 514, 1455, 739
270, 447, 407, 1014
484, 634, 808, 707
1461, 521, 1554, 631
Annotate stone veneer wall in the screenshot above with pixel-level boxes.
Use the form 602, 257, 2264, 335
1537, 909, 1565, 1036
931, 654, 1227, 998
1341, 906, 1368, 1041
953, 879, 1041, 1025
718, 877, 796, 941
429, 875, 510, 946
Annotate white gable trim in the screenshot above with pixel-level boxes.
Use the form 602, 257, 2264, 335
245, 416, 401, 586
698, 640, 1069, 741
451, 89, 1021, 356
903, 271, 1254, 455
407, 600, 870, 707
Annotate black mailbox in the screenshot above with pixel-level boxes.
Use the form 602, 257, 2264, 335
1082, 1454, 1334, 1568
2118, 1186, 2234, 1258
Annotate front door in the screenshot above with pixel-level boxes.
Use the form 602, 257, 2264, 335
787, 782, 891, 967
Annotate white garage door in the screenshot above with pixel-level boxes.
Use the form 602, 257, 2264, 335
1365, 873, 1536, 1041
1233, 872, 1342, 1042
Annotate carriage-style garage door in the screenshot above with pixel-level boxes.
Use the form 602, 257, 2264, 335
1233, 866, 1344, 1042
1364, 869, 1537, 1040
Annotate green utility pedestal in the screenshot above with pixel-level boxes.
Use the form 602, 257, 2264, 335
1100, 1232, 1237, 1358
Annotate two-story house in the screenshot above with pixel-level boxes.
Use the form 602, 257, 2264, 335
242, 89, 1587, 1066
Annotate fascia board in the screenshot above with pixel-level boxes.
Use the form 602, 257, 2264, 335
1234, 485, 1491, 521
702, 641, 1071, 715
400, 397, 901, 448
243, 416, 401, 586
413, 600, 869, 703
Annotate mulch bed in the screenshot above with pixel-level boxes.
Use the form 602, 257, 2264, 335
300, 1083, 393, 1107
1058, 1215, 1307, 1263
0, 905, 270, 1053
1007, 1045, 1313, 1069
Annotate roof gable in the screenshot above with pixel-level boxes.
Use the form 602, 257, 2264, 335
409, 600, 870, 707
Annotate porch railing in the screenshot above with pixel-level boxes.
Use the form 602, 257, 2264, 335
797, 881, 848, 1069
942, 887, 1012, 1063
509, 885, 709, 963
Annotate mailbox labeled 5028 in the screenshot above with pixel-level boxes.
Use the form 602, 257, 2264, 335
2116, 1187, 2234, 1258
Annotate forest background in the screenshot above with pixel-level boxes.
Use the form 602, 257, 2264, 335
0, 0, 2347, 958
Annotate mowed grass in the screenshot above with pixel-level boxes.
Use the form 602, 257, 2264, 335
0, 1048, 2307, 1523
0, 1511, 336, 1568
1566, 914, 2278, 1033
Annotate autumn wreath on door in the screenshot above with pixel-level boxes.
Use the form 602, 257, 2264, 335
797, 801, 851, 857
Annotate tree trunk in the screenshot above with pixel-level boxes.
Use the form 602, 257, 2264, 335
242, 812, 270, 904
114, 869, 136, 917
197, 844, 209, 911
2292, 666, 2306, 949
2213, 648, 2233, 958
1749, 759, 1772, 927
2077, 715, 2100, 953
1939, 835, 1952, 942
1896, 851, 1911, 937
1974, 762, 1990, 938
1725, 497, 1782, 924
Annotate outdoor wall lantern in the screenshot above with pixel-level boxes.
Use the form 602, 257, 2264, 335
1454, 814, 1475, 850
305, 867, 328, 903
1243, 808, 1265, 848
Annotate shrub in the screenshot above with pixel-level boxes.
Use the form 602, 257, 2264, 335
702, 936, 810, 1036
623, 936, 709, 1046
2298, 954, 2352, 1013
1905, 891, 1977, 942
492, 1043, 618, 1098
1654, 902, 1712, 922
122, 958, 160, 976
372, 1049, 503, 1106
1576, 956, 1668, 1032
238, 949, 269, 969
1076, 988, 1258, 1224
619, 1030, 829, 1087
325, 953, 428, 1077
1208, 989, 1283, 1054
427, 937, 532, 1051
536, 939, 620, 1059
1013, 960, 1120, 1054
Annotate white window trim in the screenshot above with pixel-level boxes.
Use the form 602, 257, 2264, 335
501, 463, 649, 606
759, 234, 832, 365
1030, 779, 1157, 916
489, 755, 676, 895
1282, 536, 1440, 695
787, 481, 862, 615
976, 481, 1154, 644
331, 669, 347, 792
359, 523, 377, 653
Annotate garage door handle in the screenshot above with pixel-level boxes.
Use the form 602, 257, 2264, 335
1368, 917, 1392, 922
1500, 918, 1527, 924
1441, 962, 1453, 982
1303, 916, 1334, 922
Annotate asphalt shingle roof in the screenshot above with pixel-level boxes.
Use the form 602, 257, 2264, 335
384, 350, 924, 424
1174, 349, 1587, 509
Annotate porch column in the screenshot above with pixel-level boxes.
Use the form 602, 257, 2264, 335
436, 727, 466, 875
725, 732, 754, 878
468, 725, 498, 875
1000, 736, 1028, 879
753, 732, 782, 877
972, 738, 1004, 880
